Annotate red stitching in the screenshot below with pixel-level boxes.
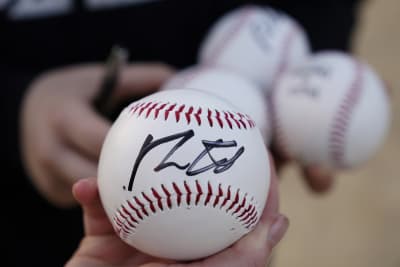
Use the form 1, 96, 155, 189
227, 189, 240, 212
245, 114, 256, 128
203, 5, 255, 65
175, 104, 185, 122
185, 106, 194, 124
146, 102, 158, 118
213, 184, 224, 207
142, 192, 156, 213
224, 111, 233, 129
236, 113, 247, 129
161, 184, 172, 208
195, 108, 202, 126
215, 110, 224, 128
113, 181, 260, 239
269, 23, 304, 160
207, 109, 213, 127
195, 180, 203, 205
165, 103, 177, 120
232, 194, 247, 215
129, 102, 141, 113
139, 102, 152, 116
129, 101, 255, 130
134, 196, 148, 217
127, 200, 143, 220
184, 181, 191, 205
172, 182, 182, 206
204, 182, 213, 206
220, 186, 231, 208
329, 61, 364, 168
122, 206, 138, 224
239, 205, 254, 221
151, 187, 163, 211
229, 112, 241, 129
115, 212, 132, 234
154, 103, 168, 119
131, 102, 146, 114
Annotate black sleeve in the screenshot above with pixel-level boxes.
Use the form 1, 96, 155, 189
0, 66, 37, 175
0, 65, 85, 267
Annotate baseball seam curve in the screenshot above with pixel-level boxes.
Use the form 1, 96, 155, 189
129, 101, 256, 129
113, 180, 260, 239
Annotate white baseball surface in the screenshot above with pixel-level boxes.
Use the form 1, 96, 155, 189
272, 51, 391, 169
161, 66, 272, 144
198, 4, 310, 94
98, 89, 270, 260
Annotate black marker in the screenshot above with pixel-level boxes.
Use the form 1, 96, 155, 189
93, 45, 129, 116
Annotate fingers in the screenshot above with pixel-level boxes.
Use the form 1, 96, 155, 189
72, 177, 115, 236
181, 154, 288, 267
266, 214, 289, 251
114, 63, 175, 101
58, 63, 174, 161
228, 154, 288, 263
230, 153, 287, 252
259, 154, 280, 224
50, 145, 98, 184
56, 99, 110, 160
302, 165, 334, 193
270, 141, 335, 194
37, 144, 97, 207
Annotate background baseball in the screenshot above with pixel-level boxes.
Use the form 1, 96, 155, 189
97, 89, 270, 260
271, 51, 390, 170
198, 5, 310, 94
161, 66, 272, 144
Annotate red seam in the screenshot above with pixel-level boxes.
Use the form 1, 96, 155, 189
203, 5, 255, 65
130, 101, 255, 129
175, 104, 186, 122
269, 23, 302, 159
114, 181, 259, 235
328, 61, 364, 168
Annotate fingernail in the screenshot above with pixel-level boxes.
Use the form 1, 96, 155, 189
267, 214, 289, 248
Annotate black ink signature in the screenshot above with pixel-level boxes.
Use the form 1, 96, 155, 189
126, 129, 244, 191
249, 10, 282, 52
289, 64, 331, 98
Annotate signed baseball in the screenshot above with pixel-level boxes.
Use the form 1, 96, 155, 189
271, 51, 391, 170
161, 66, 272, 144
198, 5, 310, 93
98, 89, 270, 260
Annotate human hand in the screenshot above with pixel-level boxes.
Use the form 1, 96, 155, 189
20, 63, 174, 207
66, 156, 288, 267
270, 145, 334, 193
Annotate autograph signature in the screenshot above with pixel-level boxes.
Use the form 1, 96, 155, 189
289, 64, 331, 98
125, 129, 245, 191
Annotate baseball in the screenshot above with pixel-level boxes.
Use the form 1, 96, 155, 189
271, 51, 391, 170
198, 5, 310, 94
161, 66, 272, 144
97, 89, 270, 260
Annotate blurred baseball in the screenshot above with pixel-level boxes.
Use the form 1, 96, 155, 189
98, 89, 270, 260
198, 5, 310, 94
271, 51, 391, 170
161, 66, 272, 144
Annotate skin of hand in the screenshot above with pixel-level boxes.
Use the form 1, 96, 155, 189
270, 145, 334, 194
66, 155, 288, 267
20, 63, 174, 207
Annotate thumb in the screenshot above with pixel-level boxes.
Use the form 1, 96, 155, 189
114, 63, 175, 101
72, 177, 115, 236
